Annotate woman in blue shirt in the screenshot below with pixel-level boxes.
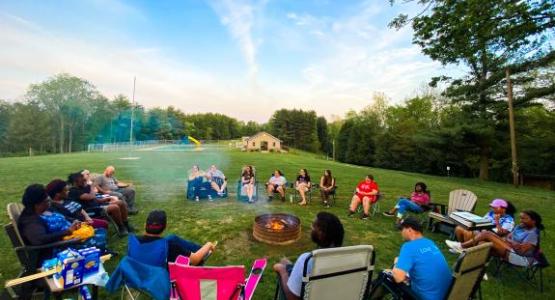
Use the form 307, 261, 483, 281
446, 210, 543, 266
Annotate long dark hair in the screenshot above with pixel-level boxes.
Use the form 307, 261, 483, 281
523, 210, 544, 231
414, 182, 429, 195
505, 201, 517, 217
313, 212, 344, 248
323, 170, 333, 186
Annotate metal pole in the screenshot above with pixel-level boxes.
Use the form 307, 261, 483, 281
332, 139, 336, 161
130, 76, 136, 143
506, 69, 519, 187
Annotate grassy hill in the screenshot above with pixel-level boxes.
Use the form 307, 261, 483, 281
0, 146, 553, 299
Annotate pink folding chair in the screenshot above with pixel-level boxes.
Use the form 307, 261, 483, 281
169, 255, 267, 300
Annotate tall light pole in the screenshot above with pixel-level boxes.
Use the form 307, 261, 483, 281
129, 76, 136, 143
506, 69, 519, 186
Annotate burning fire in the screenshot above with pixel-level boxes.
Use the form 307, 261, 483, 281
266, 219, 286, 231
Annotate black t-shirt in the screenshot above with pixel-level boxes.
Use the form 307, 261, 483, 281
296, 175, 311, 183
137, 235, 192, 262
48, 200, 84, 222
68, 186, 99, 209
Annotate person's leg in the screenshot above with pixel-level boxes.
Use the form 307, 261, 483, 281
267, 184, 275, 196
349, 195, 362, 213
462, 231, 512, 257
320, 189, 326, 203
165, 234, 202, 252
395, 199, 411, 216
277, 186, 285, 199
454, 226, 474, 243
210, 181, 220, 192
220, 180, 227, 193
298, 184, 307, 204
362, 197, 371, 215
105, 204, 123, 226
119, 187, 136, 209
91, 218, 109, 229
111, 199, 128, 221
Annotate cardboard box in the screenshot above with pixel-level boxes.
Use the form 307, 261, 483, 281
54, 248, 84, 289
78, 247, 101, 277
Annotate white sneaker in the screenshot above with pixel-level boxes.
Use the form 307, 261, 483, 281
195, 196, 199, 202
445, 240, 463, 252
449, 248, 463, 255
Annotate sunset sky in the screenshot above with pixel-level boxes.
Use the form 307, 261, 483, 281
0, 0, 464, 122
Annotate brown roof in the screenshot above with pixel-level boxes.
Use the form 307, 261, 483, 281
244, 131, 282, 142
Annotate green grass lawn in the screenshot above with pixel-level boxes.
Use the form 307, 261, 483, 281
0, 146, 553, 299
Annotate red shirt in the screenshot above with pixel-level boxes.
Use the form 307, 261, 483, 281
357, 180, 379, 195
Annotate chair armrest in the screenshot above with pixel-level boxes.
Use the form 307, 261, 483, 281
428, 202, 446, 215
15, 238, 81, 251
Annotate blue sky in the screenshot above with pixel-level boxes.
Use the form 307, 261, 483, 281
0, 0, 461, 122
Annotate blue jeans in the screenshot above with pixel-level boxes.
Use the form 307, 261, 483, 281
188, 177, 204, 198
395, 198, 423, 218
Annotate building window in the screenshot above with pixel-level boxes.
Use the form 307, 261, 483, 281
252, 142, 255, 146
273, 142, 276, 147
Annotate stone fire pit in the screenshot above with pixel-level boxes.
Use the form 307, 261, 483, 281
253, 213, 301, 245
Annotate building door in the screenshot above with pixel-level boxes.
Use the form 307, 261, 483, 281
261, 141, 268, 151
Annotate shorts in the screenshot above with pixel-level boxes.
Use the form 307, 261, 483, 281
356, 194, 377, 204
508, 250, 532, 267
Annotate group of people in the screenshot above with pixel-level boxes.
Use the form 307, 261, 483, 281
17, 166, 139, 268
187, 165, 228, 201
273, 204, 545, 300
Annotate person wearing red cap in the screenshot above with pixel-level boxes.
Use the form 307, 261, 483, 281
447, 199, 516, 249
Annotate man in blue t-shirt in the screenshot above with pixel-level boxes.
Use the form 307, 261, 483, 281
370, 217, 452, 300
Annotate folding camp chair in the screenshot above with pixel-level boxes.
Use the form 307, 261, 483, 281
4, 203, 81, 299
428, 189, 478, 235
169, 255, 267, 300
368, 243, 491, 300
493, 230, 549, 293
354, 192, 382, 216
289, 182, 318, 204
107, 234, 170, 300
275, 245, 375, 300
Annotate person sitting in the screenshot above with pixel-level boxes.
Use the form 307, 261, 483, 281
295, 169, 311, 206
137, 210, 216, 265
82, 169, 94, 186
46, 179, 109, 230
319, 170, 336, 207
266, 170, 287, 201
451, 199, 515, 246
95, 166, 138, 214
446, 210, 543, 267
241, 165, 256, 203
273, 212, 344, 300
68, 172, 132, 236
206, 164, 227, 197
369, 217, 452, 300
383, 182, 430, 223
18, 184, 80, 265
348, 174, 379, 220
188, 165, 207, 201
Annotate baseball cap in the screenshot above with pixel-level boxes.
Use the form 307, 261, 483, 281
145, 210, 167, 234
489, 199, 508, 208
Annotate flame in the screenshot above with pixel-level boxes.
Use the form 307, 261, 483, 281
266, 219, 285, 230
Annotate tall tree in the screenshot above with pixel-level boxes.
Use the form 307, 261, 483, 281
316, 116, 331, 155
390, 0, 555, 180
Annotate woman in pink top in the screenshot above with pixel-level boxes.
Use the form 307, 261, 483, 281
383, 182, 430, 222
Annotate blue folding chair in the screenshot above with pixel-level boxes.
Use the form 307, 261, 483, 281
106, 235, 170, 300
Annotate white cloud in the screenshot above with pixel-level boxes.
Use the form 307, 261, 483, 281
208, 0, 266, 85
0, 13, 273, 122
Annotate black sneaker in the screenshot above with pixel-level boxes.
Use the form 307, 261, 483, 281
383, 211, 395, 217
361, 214, 370, 220
268, 196, 273, 202
348, 210, 355, 217
117, 226, 129, 237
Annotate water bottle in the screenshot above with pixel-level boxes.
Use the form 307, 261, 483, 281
289, 195, 293, 203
